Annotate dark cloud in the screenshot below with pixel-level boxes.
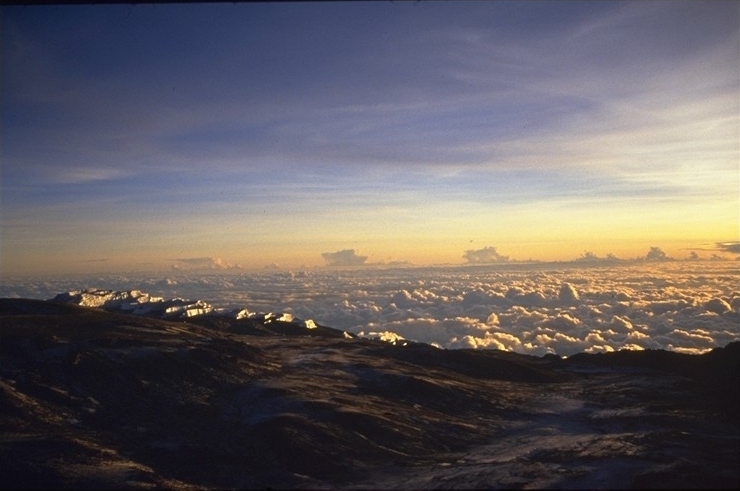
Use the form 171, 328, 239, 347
682, 242, 740, 259
321, 249, 368, 267
716, 242, 740, 254
463, 246, 509, 264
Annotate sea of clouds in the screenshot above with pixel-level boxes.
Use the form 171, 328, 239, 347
2, 261, 738, 356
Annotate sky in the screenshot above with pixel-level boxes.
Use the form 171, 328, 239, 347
1, 0, 738, 275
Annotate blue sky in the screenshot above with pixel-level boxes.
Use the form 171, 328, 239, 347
1, 1, 738, 274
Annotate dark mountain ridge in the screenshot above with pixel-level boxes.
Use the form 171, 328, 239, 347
1, 297, 738, 489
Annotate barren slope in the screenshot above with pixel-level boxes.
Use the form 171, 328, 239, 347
1, 298, 737, 489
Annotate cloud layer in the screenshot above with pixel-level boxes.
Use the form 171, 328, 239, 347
2, 261, 737, 357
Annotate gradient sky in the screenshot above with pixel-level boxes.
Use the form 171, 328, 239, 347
1, 1, 738, 275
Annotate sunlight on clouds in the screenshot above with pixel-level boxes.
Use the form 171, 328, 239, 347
7, 261, 738, 357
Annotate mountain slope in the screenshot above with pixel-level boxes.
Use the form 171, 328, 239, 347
1, 298, 738, 489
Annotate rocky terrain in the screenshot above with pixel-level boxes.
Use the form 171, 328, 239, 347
1, 297, 738, 489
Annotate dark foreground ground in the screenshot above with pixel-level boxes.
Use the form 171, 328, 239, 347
1, 298, 738, 490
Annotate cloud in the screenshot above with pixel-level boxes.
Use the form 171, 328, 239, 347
171, 257, 240, 270
321, 249, 368, 267
644, 246, 671, 261
558, 283, 580, 304
504, 288, 546, 308
45, 166, 131, 185
574, 251, 622, 263
462, 246, 509, 264
682, 242, 740, 259
716, 242, 740, 254
3, 260, 738, 357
